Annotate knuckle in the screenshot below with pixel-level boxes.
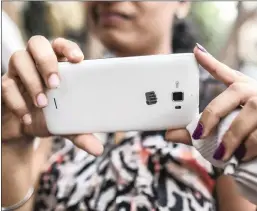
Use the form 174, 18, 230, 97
27, 35, 47, 47
2, 78, 16, 94
248, 131, 257, 143
35, 53, 56, 68
52, 37, 66, 46
203, 106, 220, 120
53, 37, 76, 51
9, 50, 27, 68
28, 36, 57, 68
247, 97, 257, 110
12, 103, 27, 114
229, 82, 242, 92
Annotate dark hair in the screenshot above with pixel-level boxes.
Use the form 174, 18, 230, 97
172, 17, 198, 53
23, 2, 51, 39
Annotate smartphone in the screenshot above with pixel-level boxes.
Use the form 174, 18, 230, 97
43, 53, 199, 134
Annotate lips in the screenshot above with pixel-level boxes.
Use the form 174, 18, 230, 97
97, 11, 132, 26
99, 11, 131, 19
90, 3, 135, 27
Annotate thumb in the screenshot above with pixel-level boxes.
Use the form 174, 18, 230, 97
65, 134, 104, 156
165, 129, 192, 145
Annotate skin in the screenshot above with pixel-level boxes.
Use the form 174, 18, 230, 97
1, 2, 257, 210
86, 2, 176, 57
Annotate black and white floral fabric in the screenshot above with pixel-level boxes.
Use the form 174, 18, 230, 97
34, 131, 217, 211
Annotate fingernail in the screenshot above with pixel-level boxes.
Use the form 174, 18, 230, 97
37, 93, 48, 107
22, 114, 32, 125
71, 50, 83, 59
213, 142, 226, 160
234, 143, 246, 161
196, 43, 208, 53
48, 73, 60, 88
192, 122, 204, 140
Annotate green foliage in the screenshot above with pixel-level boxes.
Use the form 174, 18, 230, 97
189, 2, 234, 56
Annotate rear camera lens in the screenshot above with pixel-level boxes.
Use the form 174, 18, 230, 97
172, 92, 184, 102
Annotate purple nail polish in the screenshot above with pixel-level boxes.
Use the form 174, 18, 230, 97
234, 143, 246, 161
192, 123, 204, 140
213, 143, 226, 160
196, 43, 207, 53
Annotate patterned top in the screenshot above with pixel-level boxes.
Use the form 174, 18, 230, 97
34, 130, 218, 211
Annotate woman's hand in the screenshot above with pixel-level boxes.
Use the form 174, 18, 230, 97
2, 36, 103, 156
166, 43, 257, 162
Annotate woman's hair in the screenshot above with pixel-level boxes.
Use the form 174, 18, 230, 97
172, 16, 198, 53
22, 2, 51, 39
22, 2, 104, 59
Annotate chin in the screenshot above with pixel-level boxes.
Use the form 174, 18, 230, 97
97, 30, 147, 57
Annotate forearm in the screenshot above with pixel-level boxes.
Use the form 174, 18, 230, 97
216, 175, 256, 211
2, 138, 35, 211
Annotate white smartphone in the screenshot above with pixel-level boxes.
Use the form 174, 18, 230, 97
43, 53, 199, 135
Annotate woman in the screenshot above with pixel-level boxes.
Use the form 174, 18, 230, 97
2, 2, 257, 211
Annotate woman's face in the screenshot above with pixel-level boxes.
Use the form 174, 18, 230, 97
87, 2, 188, 55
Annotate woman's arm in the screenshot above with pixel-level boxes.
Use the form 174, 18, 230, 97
1, 35, 104, 210
2, 137, 52, 211
216, 175, 256, 211
166, 44, 257, 209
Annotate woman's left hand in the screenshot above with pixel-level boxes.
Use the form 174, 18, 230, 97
166, 44, 257, 162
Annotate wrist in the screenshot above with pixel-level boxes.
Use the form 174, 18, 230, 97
2, 138, 35, 207
2, 139, 34, 172
2, 137, 35, 176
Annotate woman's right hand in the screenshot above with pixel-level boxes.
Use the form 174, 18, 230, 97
2, 36, 103, 156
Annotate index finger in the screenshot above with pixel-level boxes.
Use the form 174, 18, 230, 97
52, 37, 84, 63
194, 44, 248, 86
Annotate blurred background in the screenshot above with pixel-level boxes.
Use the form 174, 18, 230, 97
2, 1, 257, 88
2, 1, 257, 69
